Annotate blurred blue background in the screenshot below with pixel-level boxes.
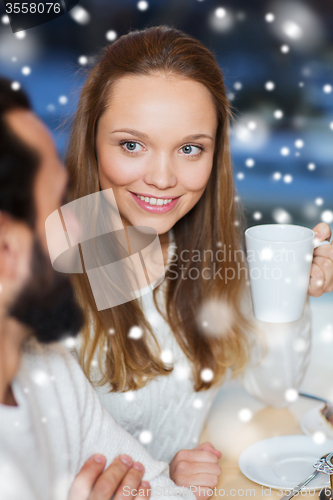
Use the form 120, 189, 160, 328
0, 0, 333, 228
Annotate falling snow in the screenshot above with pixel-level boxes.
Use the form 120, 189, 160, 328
139, 430, 153, 444
59, 96, 68, 105
265, 81, 275, 91
274, 110, 283, 119
283, 174, 293, 183
321, 324, 333, 343
193, 398, 204, 409
200, 368, 214, 382
272, 172, 282, 180
128, 326, 143, 339
62, 337, 76, 349
265, 13, 275, 23
295, 139, 304, 149
69, 6, 91, 25
312, 432, 326, 444
11, 81, 21, 91
280, 147, 290, 156
238, 408, 252, 422
124, 391, 135, 401
285, 388, 298, 402
31, 370, 49, 387
137, 1, 149, 11
15, 31, 26, 39
215, 7, 226, 18
321, 210, 333, 224
245, 158, 255, 167
160, 349, 173, 364
106, 30, 117, 42
272, 208, 292, 224
78, 56, 88, 65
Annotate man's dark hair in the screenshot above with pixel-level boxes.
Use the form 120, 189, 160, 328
0, 77, 39, 227
0, 76, 84, 342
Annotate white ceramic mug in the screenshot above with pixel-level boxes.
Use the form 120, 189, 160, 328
245, 224, 330, 323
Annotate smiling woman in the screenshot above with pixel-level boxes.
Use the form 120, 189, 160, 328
95, 73, 217, 238
65, 25, 312, 492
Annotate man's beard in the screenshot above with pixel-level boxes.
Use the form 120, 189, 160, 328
9, 236, 84, 343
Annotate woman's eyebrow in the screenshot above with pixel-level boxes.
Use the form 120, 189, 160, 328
110, 129, 214, 141
111, 128, 149, 139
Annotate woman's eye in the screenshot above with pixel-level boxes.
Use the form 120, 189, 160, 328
180, 145, 202, 156
122, 141, 144, 153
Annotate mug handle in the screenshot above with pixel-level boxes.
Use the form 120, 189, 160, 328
314, 240, 331, 249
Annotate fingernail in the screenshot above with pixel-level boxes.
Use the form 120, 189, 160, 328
94, 454, 105, 463
133, 462, 144, 471
142, 481, 150, 487
120, 454, 133, 466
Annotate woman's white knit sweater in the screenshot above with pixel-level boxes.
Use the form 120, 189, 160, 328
72, 235, 312, 464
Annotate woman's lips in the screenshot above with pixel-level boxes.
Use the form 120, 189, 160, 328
129, 191, 180, 214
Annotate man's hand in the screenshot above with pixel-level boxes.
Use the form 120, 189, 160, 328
68, 454, 151, 500
309, 223, 333, 297
169, 442, 222, 500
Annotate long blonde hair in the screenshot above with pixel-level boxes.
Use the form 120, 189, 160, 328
66, 25, 252, 392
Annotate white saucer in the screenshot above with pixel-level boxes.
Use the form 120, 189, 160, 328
301, 404, 333, 440
239, 435, 333, 490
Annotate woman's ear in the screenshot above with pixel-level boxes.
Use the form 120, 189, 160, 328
0, 212, 32, 295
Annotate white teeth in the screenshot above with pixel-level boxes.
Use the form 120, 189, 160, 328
136, 194, 173, 206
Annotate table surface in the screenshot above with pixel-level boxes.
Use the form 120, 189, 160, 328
200, 295, 333, 499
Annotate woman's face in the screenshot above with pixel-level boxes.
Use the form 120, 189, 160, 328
96, 73, 218, 237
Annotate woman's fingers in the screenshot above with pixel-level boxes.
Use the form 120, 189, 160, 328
309, 261, 327, 296
195, 442, 222, 459
312, 223, 332, 243
177, 461, 221, 477
133, 481, 151, 500
113, 462, 146, 500
175, 449, 219, 464
180, 471, 220, 489
309, 223, 333, 296
89, 455, 134, 500
313, 255, 333, 291
68, 454, 107, 500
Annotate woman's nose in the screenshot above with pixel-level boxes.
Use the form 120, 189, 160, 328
143, 154, 177, 190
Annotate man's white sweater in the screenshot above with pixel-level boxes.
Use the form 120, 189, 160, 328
0, 340, 196, 500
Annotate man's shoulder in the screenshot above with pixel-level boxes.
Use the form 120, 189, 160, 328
21, 337, 85, 388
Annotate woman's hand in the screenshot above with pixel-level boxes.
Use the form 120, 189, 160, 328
68, 454, 150, 500
169, 442, 222, 499
308, 223, 333, 297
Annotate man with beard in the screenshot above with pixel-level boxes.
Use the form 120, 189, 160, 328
0, 77, 195, 500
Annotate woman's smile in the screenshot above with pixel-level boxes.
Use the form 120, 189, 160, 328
129, 190, 182, 214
